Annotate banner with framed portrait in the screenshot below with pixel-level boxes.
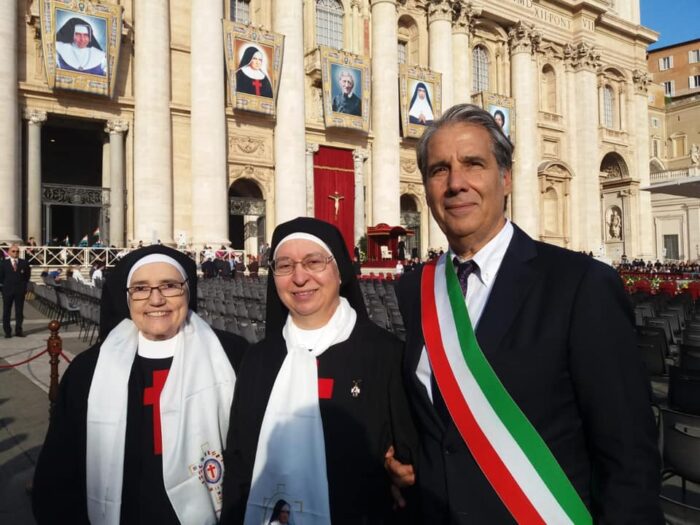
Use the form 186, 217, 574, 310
399, 65, 442, 139
39, 0, 122, 97
472, 92, 515, 142
223, 21, 284, 116
320, 47, 370, 132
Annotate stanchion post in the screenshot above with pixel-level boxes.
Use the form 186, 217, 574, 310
47, 320, 62, 406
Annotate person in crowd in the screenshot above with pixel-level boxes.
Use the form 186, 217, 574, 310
221, 217, 416, 524
33, 245, 248, 524
247, 254, 260, 277
386, 103, 662, 523
1, 244, 31, 338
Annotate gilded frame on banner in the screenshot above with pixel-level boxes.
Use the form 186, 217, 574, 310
399, 65, 442, 139
223, 21, 284, 116
320, 46, 370, 132
472, 92, 515, 143
40, 0, 122, 97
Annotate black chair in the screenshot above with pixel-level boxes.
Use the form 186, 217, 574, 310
638, 340, 668, 377
660, 407, 700, 503
638, 325, 671, 358
668, 366, 700, 415
659, 494, 700, 524
647, 317, 675, 346
679, 347, 700, 372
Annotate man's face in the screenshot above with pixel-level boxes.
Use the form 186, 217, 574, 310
424, 122, 511, 256
340, 74, 354, 95
73, 31, 90, 49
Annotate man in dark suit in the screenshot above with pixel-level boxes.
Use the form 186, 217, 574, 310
1, 244, 31, 338
332, 68, 362, 116
385, 104, 662, 523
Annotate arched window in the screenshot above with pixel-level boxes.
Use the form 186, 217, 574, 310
316, 0, 344, 49
543, 187, 559, 235
229, 0, 250, 24
472, 46, 489, 93
398, 15, 419, 66
603, 85, 614, 128
541, 65, 556, 113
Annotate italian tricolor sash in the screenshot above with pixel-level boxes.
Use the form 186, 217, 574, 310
420, 255, 592, 524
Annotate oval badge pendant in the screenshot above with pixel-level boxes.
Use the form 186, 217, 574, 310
351, 380, 362, 398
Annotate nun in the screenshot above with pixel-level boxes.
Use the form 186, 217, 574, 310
33, 245, 248, 524
408, 82, 434, 125
236, 46, 273, 98
55, 17, 107, 76
221, 217, 416, 524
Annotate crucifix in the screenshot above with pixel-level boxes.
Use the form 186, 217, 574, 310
328, 191, 345, 219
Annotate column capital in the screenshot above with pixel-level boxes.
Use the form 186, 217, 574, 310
353, 148, 369, 163
305, 142, 320, 155
24, 108, 47, 125
426, 0, 455, 24
564, 41, 601, 72
632, 69, 651, 95
371, 0, 397, 9
452, 1, 480, 34
106, 119, 130, 135
508, 21, 540, 55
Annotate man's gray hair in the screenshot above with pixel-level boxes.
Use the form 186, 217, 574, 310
337, 68, 354, 85
416, 103, 514, 183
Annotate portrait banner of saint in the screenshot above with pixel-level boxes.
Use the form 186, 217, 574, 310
223, 21, 284, 116
399, 65, 442, 139
472, 92, 516, 143
40, 0, 122, 97
320, 46, 370, 132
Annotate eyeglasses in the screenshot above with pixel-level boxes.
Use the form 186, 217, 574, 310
126, 280, 188, 301
8, 249, 19, 254
271, 254, 334, 276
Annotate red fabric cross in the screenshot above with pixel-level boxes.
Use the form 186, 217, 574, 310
143, 369, 169, 455
317, 359, 334, 399
252, 79, 262, 96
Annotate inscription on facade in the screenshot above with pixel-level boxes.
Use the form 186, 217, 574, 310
511, 0, 572, 30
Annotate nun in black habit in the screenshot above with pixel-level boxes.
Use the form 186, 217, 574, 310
32, 245, 248, 525
221, 217, 417, 525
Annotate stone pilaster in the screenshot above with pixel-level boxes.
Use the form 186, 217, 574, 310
632, 69, 653, 258
274, 0, 307, 223
508, 22, 541, 237
563, 43, 581, 248
370, 0, 400, 226
0, 1, 20, 242
305, 143, 319, 217
191, 0, 229, 247
353, 149, 368, 244
25, 109, 47, 244
133, 0, 173, 244
105, 120, 128, 247
452, 1, 480, 105
427, 0, 455, 108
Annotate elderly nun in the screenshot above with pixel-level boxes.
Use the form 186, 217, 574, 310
221, 217, 416, 524
33, 245, 248, 524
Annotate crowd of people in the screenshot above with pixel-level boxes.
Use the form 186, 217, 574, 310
615, 256, 700, 275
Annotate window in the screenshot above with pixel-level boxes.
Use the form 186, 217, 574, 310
650, 117, 659, 128
690, 75, 700, 89
541, 65, 556, 113
316, 0, 344, 49
658, 56, 673, 71
603, 85, 614, 128
689, 49, 700, 64
652, 138, 661, 158
398, 41, 407, 65
663, 235, 679, 261
663, 81, 674, 96
230, 0, 250, 24
472, 46, 489, 93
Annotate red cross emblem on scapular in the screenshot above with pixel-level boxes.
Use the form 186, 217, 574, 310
317, 359, 334, 399
252, 79, 262, 96
203, 458, 222, 484
143, 369, 170, 455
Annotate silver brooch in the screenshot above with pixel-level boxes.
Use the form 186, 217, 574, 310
351, 380, 362, 398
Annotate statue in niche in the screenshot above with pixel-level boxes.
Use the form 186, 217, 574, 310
607, 206, 623, 240
691, 143, 700, 166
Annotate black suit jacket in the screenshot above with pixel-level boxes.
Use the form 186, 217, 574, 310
397, 225, 662, 524
0, 258, 30, 296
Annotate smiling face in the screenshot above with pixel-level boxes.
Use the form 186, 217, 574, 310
128, 262, 189, 341
273, 239, 341, 329
339, 72, 354, 95
424, 122, 511, 258
73, 29, 90, 48
249, 51, 263, 70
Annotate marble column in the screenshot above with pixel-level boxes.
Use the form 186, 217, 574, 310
0, 1, 20, 242
452, 2, 476, 105
133, 0, 173, 244
428, 0, 454, 109
353, 149, 368, 244
191, 0, 229, 247
106, 120, 128, 247
370, 0, 400, 227
305, 143, 319, 217
508, 22, 540, 237
25, 109, 47, 244
632, 69, 654, 258
351, 0, 362, 54
274, 0, 307, 223
563, 44, 581, 248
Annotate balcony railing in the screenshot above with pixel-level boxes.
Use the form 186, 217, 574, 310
650, 168, 697, 184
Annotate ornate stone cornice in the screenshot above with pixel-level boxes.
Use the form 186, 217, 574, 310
452, 1, 481, 35
24, 108, 47, 125
306, 142, 320, 155
564, 41, 601, 72
105, 119, 129, 135
427, 0, 455, 24
632, 69, 651, 94
231, 136, 266, 155
508, 22, 541, 55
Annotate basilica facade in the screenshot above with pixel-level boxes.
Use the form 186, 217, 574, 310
1, 0, 657, 260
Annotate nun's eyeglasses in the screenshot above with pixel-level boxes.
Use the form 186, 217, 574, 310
126, 280, 188, 300
271, 254, 334, 276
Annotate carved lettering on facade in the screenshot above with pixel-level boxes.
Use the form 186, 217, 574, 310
510, 0, 572, 29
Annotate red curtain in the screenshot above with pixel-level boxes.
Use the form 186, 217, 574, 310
314, 147, 355, 255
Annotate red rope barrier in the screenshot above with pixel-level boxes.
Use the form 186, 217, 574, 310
0, 349, 49, 369
60, 351, 73, 364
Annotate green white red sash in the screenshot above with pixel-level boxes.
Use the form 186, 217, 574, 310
420, 255, 592, 524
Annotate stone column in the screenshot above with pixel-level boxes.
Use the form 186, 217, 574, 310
0, 1, 20, 243
598, 83, 605, 126
353, 149, 368, 244
191, 0, 229, 247
570, 42, 602, 252
351, 0, 362, 54
452, 2, 478, 105
563, 44, 580, 247
632, 69, 654, 258
25, 109, 47, 244
274, 0, 307, 223
508, 22, 540, 237
106, 120, 128, 247
370, 0, 400, 226
618, 84, 627, 131
428, 0, 454, 109
133, 0, 173, 244
305, 143, 319, 217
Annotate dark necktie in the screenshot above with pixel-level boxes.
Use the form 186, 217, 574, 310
454, 257, 477, 297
